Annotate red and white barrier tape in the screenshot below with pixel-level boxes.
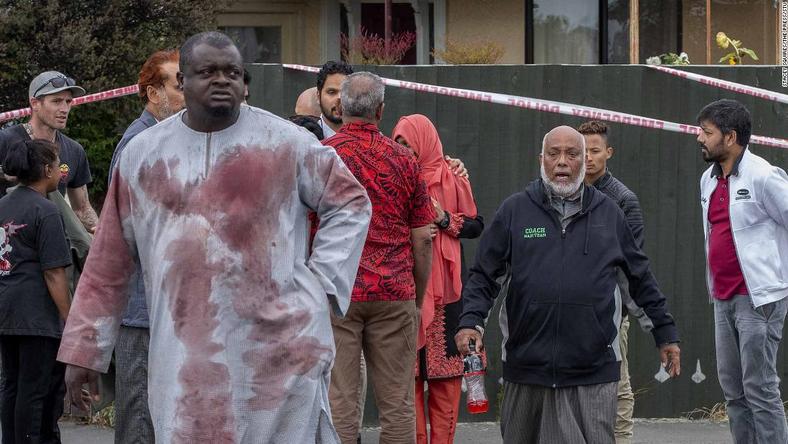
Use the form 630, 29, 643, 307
3, 67, 785, 149
648, 65, 788, 104
284, 63, 788, 150
0, 84, 140, 123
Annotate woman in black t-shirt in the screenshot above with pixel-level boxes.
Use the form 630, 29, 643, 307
0, 139, 72, 443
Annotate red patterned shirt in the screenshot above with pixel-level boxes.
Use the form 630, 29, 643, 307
324, 122, 434, 302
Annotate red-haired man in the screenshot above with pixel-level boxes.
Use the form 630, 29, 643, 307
108, 49, 184, 444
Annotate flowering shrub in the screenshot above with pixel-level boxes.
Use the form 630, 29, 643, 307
432, 39, 504, 64
646, 52, 690, 65
716, 32, 759, 65
341, 28, 416, 65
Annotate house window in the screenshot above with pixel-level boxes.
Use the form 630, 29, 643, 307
531, 0, 600, 64
339, 2, 424, 65
526, 0, 682, 64
607, 0, 631, 63
638, 0, 682, 63
223, 26, 282, 63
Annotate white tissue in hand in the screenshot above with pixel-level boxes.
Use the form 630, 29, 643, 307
691, 359, 706, 384
654, 364, 670, 383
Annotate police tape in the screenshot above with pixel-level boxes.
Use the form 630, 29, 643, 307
3, 67, 786, 149
283, 63, 788, 150
648, 65, 788, 104
0, 84, 140, 123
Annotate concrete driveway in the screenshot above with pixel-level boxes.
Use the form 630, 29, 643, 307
26, 418, 732, 443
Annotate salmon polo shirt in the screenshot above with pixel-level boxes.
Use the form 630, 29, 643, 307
708, 174, 749, 300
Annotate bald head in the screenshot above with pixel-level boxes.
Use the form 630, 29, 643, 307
540, 125, 586, 197
295, 87, 320, 116
542, 125, 585, 155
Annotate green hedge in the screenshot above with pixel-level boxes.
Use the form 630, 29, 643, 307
0, 0, 231, 207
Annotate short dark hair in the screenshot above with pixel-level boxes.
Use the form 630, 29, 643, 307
180, 31, 238, 72
577, 120, 609, 139
696, 99, 751, 147
288, 115, 324, 140
317, 61, 353, 92
243, 69, 251, 86
2, 139, 58, 185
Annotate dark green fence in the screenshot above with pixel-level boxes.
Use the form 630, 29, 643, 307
246, 63, 788, 422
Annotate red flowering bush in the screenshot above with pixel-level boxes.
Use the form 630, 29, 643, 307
341, 28, 416, 65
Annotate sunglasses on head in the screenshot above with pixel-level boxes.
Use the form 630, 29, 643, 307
33, 75, 76, 98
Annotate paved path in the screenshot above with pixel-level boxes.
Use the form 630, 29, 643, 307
35, 418, 732, 443
361, 419, 733, 444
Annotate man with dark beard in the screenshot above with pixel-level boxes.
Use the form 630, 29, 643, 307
698, 99, 788, 444
316, 61, 352, 139
58, 31, 371, 443
456, 125, 681, 444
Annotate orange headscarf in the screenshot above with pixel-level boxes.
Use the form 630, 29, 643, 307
392, 114, 477, 350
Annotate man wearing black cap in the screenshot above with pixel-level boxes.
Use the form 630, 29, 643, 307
0, 71, 98, 233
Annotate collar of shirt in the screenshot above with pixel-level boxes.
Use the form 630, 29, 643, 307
319, 115, 337, 139
22, 122, 57, 143
338, 121, 380, 135
711, 146, 747, 178
543, 180, 584, 222
592, 169, 612, 188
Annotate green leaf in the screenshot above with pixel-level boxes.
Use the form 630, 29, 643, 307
740, 48, 759, 60
719, 54, 734, 63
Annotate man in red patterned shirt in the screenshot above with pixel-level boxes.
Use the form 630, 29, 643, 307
324, 72, 434, 444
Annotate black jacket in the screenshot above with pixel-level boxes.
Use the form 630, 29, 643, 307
593, 170, 644, 249
459, 179, 679, 388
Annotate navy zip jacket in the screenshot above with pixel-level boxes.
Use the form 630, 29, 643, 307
459, 179, 679, 388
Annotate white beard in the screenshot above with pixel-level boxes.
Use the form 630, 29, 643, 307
540, 162, 586, 198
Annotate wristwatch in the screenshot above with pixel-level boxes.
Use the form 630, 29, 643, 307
437, 211, 450, 229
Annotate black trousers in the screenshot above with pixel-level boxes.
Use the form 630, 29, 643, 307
0, 335, 65, 444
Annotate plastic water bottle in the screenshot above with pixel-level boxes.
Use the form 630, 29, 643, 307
463, 338, 489, 414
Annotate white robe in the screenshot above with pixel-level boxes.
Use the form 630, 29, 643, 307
58, 105, 371, 443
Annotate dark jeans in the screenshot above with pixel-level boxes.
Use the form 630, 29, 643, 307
0, 335, 65, 444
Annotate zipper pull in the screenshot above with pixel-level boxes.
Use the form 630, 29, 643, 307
561, 228, 566, 238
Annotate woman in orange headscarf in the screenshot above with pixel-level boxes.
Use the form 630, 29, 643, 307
392, 114, 484, 444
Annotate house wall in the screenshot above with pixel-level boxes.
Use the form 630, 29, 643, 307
444, 0, 525, 63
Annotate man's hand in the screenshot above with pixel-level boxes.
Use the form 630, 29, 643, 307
67, 185, 99, 233
65, 364, 101, 412
431, 197, 445, 224
445, 156, 469, 178
455, 327, 483, 355
410, 225, 433, 309
659, 343, 681, 378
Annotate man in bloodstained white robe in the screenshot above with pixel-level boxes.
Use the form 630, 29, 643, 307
57, 32, 372, 443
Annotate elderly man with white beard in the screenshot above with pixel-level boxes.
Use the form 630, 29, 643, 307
455, 126, 682, 444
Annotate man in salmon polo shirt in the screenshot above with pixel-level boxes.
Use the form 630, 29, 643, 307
698, 99, 788, 444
